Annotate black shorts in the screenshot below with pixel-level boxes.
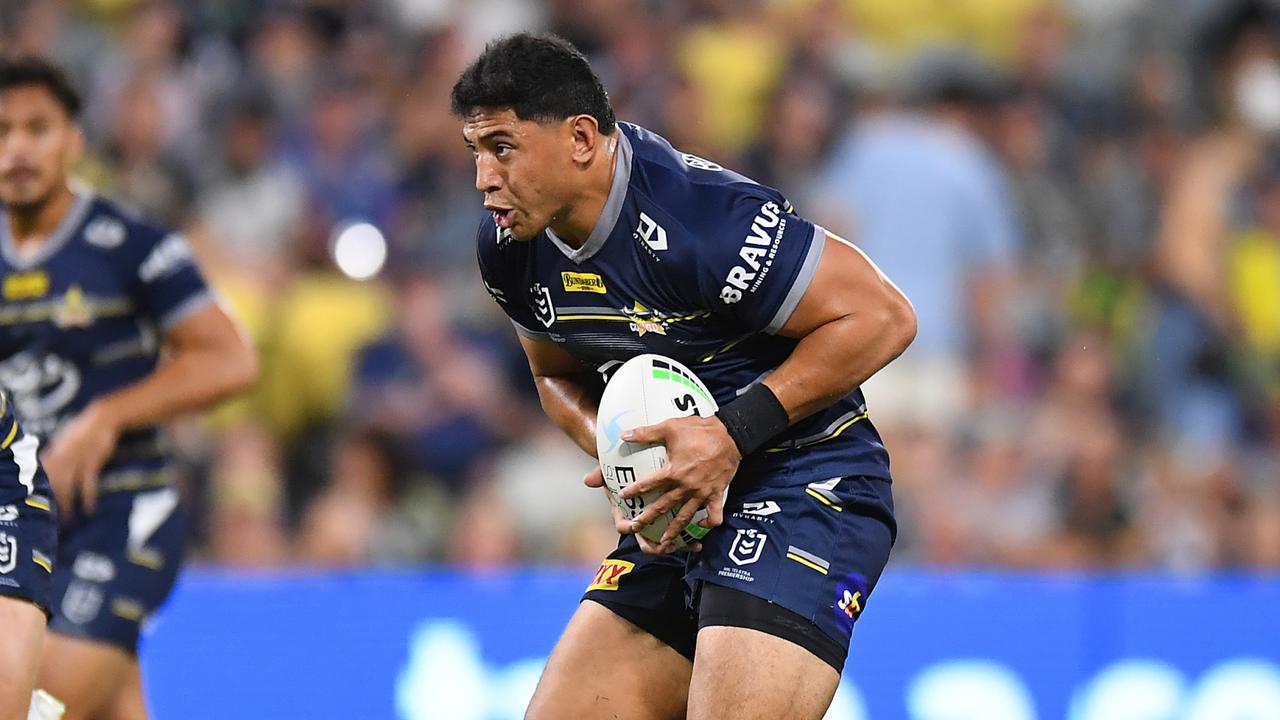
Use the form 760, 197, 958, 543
0, 421, 58, 617
582, 474, 895, 671
48, 485, 185, 653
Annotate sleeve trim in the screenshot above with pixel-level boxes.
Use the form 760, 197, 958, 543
764, 224, 826, 334
512, 319, 551, 341
159, 290, 216, 331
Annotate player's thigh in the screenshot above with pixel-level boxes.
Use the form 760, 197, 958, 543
0, 596, 45, 720
37, 632, 132, 720
102, 660, 147, 720
527, 599, 692, 720
689, 624, 839, 720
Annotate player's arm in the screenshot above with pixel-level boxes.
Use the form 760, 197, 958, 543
517, 334, 601, 457
44, 302, 258, 515
621, 231, 916, 550
762, 231, 916, 420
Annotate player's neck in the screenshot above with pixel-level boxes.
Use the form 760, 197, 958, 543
547, 135, 619, 248
5, 184, 77, 252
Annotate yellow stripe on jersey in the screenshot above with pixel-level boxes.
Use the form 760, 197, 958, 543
24, 496, 50, 512
804, 488, 843, 511
0, 420, 18, 451
786, 552, 829, 575
766, 412, 869, 453
555, 314, 634, 322
31, 552, 52, 573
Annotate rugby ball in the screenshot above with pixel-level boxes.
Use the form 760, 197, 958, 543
596, 354, 720, 547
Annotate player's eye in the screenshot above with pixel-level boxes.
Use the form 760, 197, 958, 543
495, 143, 514, 158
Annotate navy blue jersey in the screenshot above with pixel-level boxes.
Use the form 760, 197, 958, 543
0, 193, 213, 489
0, 389, 59, 615
477, 123, 889, 482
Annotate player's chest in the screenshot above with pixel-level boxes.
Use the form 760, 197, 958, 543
0, 254, 139, 358
516, 254, 726, 368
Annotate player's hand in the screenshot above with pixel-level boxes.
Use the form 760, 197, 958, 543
42, 402, 121, 518
596, 484, 703, 555
618, 415, 739, 554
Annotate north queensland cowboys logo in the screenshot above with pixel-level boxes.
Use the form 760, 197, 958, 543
84, 217, 127, 249
729, 528, 767, 566
531, 283, 556, 327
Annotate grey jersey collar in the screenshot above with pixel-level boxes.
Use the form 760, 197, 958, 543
0, 191, 93, 269
545, 130, 633, 264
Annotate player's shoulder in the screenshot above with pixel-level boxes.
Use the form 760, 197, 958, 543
78, 195, 171, 252
81, 195, 199, 283
620, 123, 792, 246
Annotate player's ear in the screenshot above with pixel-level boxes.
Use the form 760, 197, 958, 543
567, 114, 600, 165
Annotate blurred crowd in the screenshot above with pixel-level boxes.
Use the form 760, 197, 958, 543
3, 0, 1279, 572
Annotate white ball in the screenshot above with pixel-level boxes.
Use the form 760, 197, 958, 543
595, 354, 720, 547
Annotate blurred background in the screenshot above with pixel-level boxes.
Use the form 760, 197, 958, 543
4, 0, 1280, 717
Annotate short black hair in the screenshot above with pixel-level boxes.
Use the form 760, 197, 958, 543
451, 33, 615, 133
0, 56, 82, 118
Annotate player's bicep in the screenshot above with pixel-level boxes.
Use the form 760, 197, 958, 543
163, 300, 254, 358
775, 231, 914, 339
517, 334, 592, 379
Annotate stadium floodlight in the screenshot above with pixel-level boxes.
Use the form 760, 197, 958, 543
331, 221, 388, 280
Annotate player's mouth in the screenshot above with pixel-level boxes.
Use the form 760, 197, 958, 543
2, 167, 38, 184
487, 205, 515, 229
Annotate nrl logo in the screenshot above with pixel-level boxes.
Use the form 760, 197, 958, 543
531, 283, 556, 328
729, 528, 767, 566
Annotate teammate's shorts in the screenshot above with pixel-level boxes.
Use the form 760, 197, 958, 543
48, 485, 185, 653
0, 431, 58, 617
582, 474, 895, 672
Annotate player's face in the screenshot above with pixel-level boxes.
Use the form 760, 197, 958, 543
0, 85, 80, 211
463, 109, 573, 241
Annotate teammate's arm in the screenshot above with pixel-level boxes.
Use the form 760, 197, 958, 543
517, 334, 601, 457
621, 231, 916, 549
43, 303, 258, 515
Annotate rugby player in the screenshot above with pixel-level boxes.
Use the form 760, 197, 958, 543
0, 391, 59, 720
454, 34, 916, 719
0, 57, 258, 720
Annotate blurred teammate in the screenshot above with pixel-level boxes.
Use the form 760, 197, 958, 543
454, 35, 916, 719
0, 390, 60, 720
0, 58, 258, 720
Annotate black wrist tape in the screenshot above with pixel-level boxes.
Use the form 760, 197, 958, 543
715, 383, 790, 457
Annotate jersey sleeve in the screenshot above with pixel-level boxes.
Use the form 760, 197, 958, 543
126, 226, 214, 331
474, 217, 549, 341
696, 193, 826, 334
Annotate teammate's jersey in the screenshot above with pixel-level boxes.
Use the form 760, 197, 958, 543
477, 123, 890, 482
0, 193, 212, 491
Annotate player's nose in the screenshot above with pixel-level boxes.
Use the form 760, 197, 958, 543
474, 157, 503, 193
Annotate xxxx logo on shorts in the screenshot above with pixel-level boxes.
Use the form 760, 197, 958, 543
587, 559, 635, 592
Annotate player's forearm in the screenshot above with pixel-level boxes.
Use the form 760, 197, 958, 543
92, 339, 258, 432
765, 300, 916, 423
533, 374, 601, 457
